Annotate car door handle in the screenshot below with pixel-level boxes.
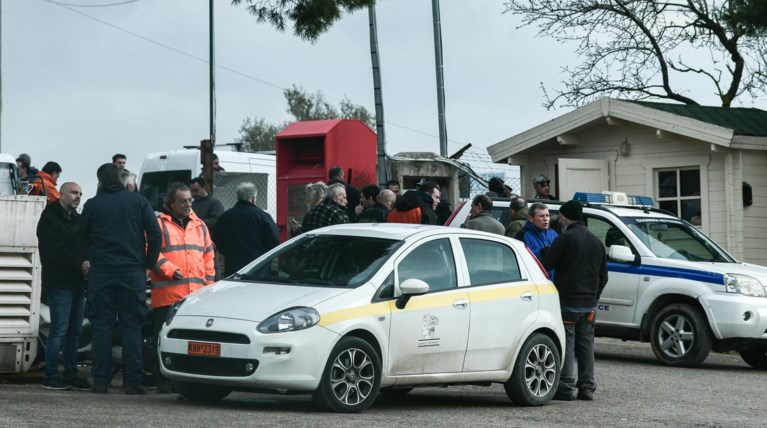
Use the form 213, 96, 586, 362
521, 293, 534, 302
453, 299, 469, 309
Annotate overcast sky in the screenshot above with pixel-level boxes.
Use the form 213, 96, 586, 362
2, 0, 753, 199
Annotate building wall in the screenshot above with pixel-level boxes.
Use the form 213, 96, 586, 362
741, 151, 767, 265
514, 123, 761, 261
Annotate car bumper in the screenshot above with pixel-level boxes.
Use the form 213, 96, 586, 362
702, 293, 767, 339
158, 315, 339, 391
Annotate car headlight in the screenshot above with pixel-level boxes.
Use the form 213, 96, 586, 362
257, 307, 320, 334
724, 274, 767, 297
165, 298, 186, 326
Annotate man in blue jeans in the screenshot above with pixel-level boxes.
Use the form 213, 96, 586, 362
542, 200, 608, 401
80, 164, 161, 394
36, 182, 90, 390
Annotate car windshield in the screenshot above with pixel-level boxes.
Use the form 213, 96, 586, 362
623, 217, 733, 262
239, 234, 402, 288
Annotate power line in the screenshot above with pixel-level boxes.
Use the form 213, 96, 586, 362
41, 0, 483, 150
43, 0, 140, 7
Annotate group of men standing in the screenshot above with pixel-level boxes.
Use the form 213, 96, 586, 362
299, 167, 450, 234
35, 152, 280, 394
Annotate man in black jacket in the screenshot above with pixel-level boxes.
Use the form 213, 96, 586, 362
216, 182, 280, 276
542, 200, 608, 402
36, 182, 91, 391
80, 163, 162, 394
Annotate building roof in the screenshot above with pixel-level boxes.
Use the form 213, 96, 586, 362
630, 101, 767, 137
487, 97, 767, 163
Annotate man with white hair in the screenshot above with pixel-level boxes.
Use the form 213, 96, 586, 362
301, 183, 349, 233
215, 182, 279, 276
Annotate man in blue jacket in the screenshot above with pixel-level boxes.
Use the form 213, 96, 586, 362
80, 163, 161, 394
513, 202, 558, 259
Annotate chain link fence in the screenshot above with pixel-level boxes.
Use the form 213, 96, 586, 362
460, 148, 521, 201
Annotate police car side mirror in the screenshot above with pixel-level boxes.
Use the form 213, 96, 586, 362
396, 279, 430, 309
608, 245, 638, 264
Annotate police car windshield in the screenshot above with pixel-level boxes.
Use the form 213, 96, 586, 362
623, 218, 733, 263
242, 234, 402, 288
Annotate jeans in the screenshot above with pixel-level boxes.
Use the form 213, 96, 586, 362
88, 269, 148, 388
44, 288, 85, 381
558, 311, 596, 394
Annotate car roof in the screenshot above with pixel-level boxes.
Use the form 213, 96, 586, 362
488, 197, 677, 219
306, 223, 516, 242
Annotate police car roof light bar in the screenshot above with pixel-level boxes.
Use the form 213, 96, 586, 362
573, 191, 653, 207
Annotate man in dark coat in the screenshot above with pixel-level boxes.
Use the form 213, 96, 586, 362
37, 182, 91, 391
216, 182, 280, 276
80, 163, 162, 394
358, 189, 395, 223
542, 200, 608, 402
327, 166, 361, 222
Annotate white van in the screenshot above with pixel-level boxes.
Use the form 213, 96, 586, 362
138, 150, 276, 219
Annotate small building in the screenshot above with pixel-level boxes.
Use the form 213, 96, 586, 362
487, 97, 767, 264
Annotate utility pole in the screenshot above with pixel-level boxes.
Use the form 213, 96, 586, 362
368, 5, 388, 186
431, 0, 448, 157
0, 0, 3, 152
203, 0, 216, 194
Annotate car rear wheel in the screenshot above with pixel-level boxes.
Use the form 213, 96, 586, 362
739, 348, 767, 369
504, 333, 560, 406
650, 303, 712, 367
172, 380, 231, 402
313, 337, 381, 413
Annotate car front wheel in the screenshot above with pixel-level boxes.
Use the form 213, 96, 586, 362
504, 332, 560, 406
172, 380, 231, 402
650, 303, 712, 367
313, 337, 381, 413
739, 348, 767, 369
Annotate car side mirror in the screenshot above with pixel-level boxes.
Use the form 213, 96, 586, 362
396, 279, 430, 309
608, 245, 638, 264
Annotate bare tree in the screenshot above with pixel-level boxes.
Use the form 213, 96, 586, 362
505, 0, 767, 107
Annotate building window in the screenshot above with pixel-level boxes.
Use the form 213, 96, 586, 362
656, 168, 701, 225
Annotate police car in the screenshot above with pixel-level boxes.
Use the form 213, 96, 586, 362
449, 191, 767, 368
158, 224, 565, 412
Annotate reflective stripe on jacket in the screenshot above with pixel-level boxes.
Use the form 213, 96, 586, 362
149, 211, 215, 308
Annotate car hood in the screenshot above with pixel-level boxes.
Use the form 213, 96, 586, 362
652, 259, 767, 282
178, 280, 351, 322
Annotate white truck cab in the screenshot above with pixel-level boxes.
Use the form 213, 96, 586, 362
138, 150, 276, 219
449, 191, 767, 368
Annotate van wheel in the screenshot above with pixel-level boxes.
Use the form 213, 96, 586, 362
504, 333, 560, 406
173, 380, 231, 402
313, 337, 381, 413
740, 348, 767, 369
650, 303, 711, 367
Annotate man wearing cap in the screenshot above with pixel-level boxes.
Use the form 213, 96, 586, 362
542, 200, 608, 402
532, 174, 557, 200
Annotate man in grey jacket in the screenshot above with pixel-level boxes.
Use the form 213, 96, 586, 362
462, 194, 505, 235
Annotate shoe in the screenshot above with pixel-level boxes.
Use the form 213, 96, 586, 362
42, 378, 72, 391
577, 390, 594, 401
156, 381, 172, 394
553, 389, 576, 401
125, 385, 147, 395
91, 384, 108, 394
66, 377, 93, 391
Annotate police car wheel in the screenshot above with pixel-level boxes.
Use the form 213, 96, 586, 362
650, 303, 712, 367
739, 348, 767, 370
313, 337, 381, 413
173, 380, 231, 402
504, 333, 560, 406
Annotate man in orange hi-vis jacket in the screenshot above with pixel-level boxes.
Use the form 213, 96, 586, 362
149, 181, 215, 393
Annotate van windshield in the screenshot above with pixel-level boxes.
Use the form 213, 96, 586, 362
139, 170, 192, 211
623, 217, 733, 262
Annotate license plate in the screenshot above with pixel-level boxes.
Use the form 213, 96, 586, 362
187, 341, 221, 357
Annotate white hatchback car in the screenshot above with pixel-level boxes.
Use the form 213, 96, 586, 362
158, 224, 565, 412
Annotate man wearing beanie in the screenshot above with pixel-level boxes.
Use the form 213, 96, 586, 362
542, 200, 608, 402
